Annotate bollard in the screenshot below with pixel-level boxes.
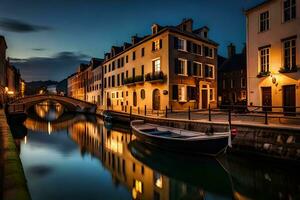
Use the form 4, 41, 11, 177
130, 106, 132, 121
228, 109, 231, 127
144, 105, 147, 116
165, 106, 168, 118
264, 107, 268, 125
208, 104, 211, 121
188, 106, 191, 120
138, 107, 140, 115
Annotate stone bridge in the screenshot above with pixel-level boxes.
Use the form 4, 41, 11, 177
7, 94, 97, 114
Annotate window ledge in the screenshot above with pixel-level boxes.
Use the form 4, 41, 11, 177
178, 100, 187, 103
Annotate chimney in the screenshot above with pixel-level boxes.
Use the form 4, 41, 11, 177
178, 18, 193, 32
227, 43, 236, 58
131, 35, 138, 45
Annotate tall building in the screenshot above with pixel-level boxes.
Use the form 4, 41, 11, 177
246, 0, 299, 113
218, 43, 247, 105
0, 36, 7, 106
102, 19, 218, 111
86, 58, 103, 105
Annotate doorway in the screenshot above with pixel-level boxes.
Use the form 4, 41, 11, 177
283, 85, 296, 115
201, 90, 208, 109
152, 89, 160, 110
261, 87, 272, 111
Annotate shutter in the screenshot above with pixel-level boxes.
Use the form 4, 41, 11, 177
174, 59, 179, 74
187, 41, 191, 52
159, 39, 162, 49
172, 85, 178, 100
191, 87, 196, 100
187, 86, 191, 101
152, 42, 155, 51
187, 61, 192, 75
174, 37, 178, 49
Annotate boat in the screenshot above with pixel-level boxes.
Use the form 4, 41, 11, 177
130, 120, 232, 156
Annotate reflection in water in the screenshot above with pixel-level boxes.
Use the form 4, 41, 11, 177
34, 100, 63, 121
9, 103, 300, 200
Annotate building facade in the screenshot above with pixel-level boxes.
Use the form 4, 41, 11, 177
102, 19, 218, 112
0, 36, 7, 106
246, 0, 300, 112
218, 43, 247, 105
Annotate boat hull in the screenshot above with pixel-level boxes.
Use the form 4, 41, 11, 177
131, 128, 228, 156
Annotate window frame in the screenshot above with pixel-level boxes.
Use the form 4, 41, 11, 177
178, 58, 187, 76
192, 61, 202, 77
259, 11, 269, 32
178, 38, 187, 51
204, 64, 214, 79
259, 47, 270, 73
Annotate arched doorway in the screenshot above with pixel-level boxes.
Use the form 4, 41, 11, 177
152, 89, 160, 110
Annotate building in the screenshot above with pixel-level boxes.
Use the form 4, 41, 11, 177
56, 78, 67, 96
246, 0, 299, 113
0, 36, 7, 106
86, 58, 103, 105
6, 62, 21, 97
218, 43, 247, 105
102, 19, 218, 112
67, 63, 89, 101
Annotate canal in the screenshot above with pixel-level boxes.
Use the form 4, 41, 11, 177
8, 101, 300, 200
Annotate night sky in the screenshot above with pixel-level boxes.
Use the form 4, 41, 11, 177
0, 0, 264, 82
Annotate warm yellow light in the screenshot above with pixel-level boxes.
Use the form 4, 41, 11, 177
4, 87, 8, 92
7, 91, 14, 95
48, 122, 52, 134
134, 180, 143, 193
155, 175, 163, 188
24, 136, 27, 144
106, 138, 123, 154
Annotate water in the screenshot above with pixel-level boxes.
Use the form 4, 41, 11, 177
9, 101, 300, 200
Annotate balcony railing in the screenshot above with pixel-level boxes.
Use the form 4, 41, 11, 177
279, 66, 298, 73
145, 71, 166, 83
123, 75, 144, 85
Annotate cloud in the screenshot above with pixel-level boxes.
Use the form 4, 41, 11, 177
10, 51, 91, 81
32, 48, 46, 51
0, 18, 52, 33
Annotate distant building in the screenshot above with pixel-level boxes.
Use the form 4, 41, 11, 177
47, 85, 57, 94
0, 36, 7, 106
56, 78, 67, 96
218, 43, 247, 105
102, 19, 218, 111
6, 62, 21, 97
246, 0, 299, 113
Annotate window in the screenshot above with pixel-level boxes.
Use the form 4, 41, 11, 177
126, 70, 128, 78
241, 91, 247, 99
178, 85, 187, 101
108, 64, 111, 72
283, 39, 296, 70
141, 89, 145, 99
132, 68, 135, 78
178, 38, 186, 51
187, 86, 196, 101
204, 64, 214, 78
126, 55, 128, 63
177, 59, 187, 75
141, 48, 145, 57
112, 61, 115, 70
112, 75, 115, 87
192, 62, 202, 76
117, 74, 120, 86
133, 91, 137, 106
230, 79, 235, 88
108, 77, 111, 87
132, 51, 136, 60
121, 73, 124, 85
192, 43, 202, 55
204, 46, 214, 58
259, 11, 269, 32
241, 77, 246, 88
259, 47, 270, 72
209, 89, 214, 101
153, 58, 161, 73
152, 39, 162, 51
104, 78, 107, 88
283, 0, 296, 22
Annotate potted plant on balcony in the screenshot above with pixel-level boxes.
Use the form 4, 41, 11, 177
279, 65, 298, 73
257, 71, 270, 78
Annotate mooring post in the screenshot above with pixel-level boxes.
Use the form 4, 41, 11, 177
144, 105, 147, 116
130, 106, 132, 121
264, 107, 268, 125
138, 107, 140, 115
188, 106, 191, 120
228, 109, 231, 127
165, 106, 168, 118
208, 104, 211, 121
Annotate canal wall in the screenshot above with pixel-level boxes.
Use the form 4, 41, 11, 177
102, 110, 300, 161
0, 110, 31, 200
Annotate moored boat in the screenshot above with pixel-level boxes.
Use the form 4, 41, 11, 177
130, 120, 232, 157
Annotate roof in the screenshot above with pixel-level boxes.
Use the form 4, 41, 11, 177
245, 0, 274, 14
219, 53, 246, 72
102, 25, 218, 64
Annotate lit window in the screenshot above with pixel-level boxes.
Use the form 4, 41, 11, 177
153, 58, 161, 73
259, 47, 270, 73
192, 62, 202, 76
204, 46, 214, 58
283, 39, 296, 70
178, 85, 187, 102
154, 40, 160, 51
259, 11, 269, 32
209, 88, 214, 101
178, 59, 187, 75
178, 38, 186, 51
283, 0, 296, 22
134, 180, 143, 193
154, 172, 163, 189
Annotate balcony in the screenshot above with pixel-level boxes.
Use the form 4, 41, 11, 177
123, 75, 144, 86
145, 71, 167, 83
257, 71, 270, 78
279, 66, 298, 73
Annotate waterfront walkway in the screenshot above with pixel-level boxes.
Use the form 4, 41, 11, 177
0, 109, 31, 200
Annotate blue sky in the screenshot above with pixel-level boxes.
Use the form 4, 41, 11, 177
0, 0, 264, 81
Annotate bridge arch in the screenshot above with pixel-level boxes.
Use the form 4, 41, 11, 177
8, 94, 97, 114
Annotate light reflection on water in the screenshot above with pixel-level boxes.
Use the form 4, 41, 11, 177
9, 103, 300, 200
